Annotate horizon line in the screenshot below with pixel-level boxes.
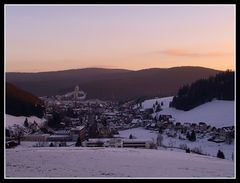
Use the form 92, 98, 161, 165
5, 65, 233, 74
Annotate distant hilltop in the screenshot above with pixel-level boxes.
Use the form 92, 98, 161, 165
6, 66, 221, 101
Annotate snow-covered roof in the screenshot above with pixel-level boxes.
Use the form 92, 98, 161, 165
103, 112, 117, 116
48, 135, 71, 138
70, 126, 85, 131
24, 134, 50, 137
122, 139, 153, 143
54, 130, 70, 135
131, 119, 142, 124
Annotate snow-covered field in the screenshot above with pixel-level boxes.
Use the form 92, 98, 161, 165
5, 147, 234, 178
142, 97, 234, 128
5, 114, 46, 128
116, 127, 234, 160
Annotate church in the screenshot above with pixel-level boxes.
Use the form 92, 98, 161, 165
63, 85, 86, 101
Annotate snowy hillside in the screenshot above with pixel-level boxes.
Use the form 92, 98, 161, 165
6, 147, 234, 178
116, 127, 234, 160
142, 97, 234, 128
142, 96, 173, 109
5, 114, 46, 128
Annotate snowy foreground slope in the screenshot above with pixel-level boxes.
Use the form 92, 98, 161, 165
142, 97, 234, 128
6, 147, 234, 178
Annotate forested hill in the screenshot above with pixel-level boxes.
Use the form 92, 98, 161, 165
6, 66, 220, 101
170, 70, 234, 111
6, 82, 45, 118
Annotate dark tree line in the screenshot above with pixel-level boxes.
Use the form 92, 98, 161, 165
6, 95, 45, 118
6, 82, 45, 118
47, 111, 63, 128
170, 70, 234, 111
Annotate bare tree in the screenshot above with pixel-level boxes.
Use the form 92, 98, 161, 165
157, 134, 163, 147
13, 126, 25, 145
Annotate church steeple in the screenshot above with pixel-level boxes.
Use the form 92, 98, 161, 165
74, 85, 79, 100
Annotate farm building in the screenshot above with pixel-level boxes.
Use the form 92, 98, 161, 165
47, 135, 72, 142
70, 125, 86, 141
22, 134, 50, 142
122, 139, 154, 149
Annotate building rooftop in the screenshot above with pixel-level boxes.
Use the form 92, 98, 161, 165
70, 126, 85, 131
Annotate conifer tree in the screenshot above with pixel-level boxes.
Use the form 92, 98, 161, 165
217, 150, 225, 159
24, 118, 29, 128
186, 131, 190, 140
75, 135, 82, 147
190, 130, 196, 142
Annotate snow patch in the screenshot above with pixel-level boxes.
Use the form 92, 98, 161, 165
5, 114, 46, 128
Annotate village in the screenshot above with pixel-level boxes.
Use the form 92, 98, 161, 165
6, 86, 234, 159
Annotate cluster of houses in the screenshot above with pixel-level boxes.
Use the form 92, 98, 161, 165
6, 87, 234, 149
42, 92, 150, 138
141, 114, 234, 144
18, 125, 86, 144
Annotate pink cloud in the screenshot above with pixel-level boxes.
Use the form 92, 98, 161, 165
157, 49, 231, 57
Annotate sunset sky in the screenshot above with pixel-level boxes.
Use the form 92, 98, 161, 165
5, 5, 235, 72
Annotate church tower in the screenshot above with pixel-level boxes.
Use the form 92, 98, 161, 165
74, 85, 79, 100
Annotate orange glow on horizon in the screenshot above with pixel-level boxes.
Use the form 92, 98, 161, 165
5, 5, 235, 73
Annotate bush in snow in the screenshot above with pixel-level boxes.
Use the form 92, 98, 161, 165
6, 140, 18, 148
186, 148, 190, 153
217, 150, 225, 159
75, 135, 82, 147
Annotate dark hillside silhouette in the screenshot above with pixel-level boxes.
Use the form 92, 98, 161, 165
6, 66, 220, 101
6, 82, 45, 118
